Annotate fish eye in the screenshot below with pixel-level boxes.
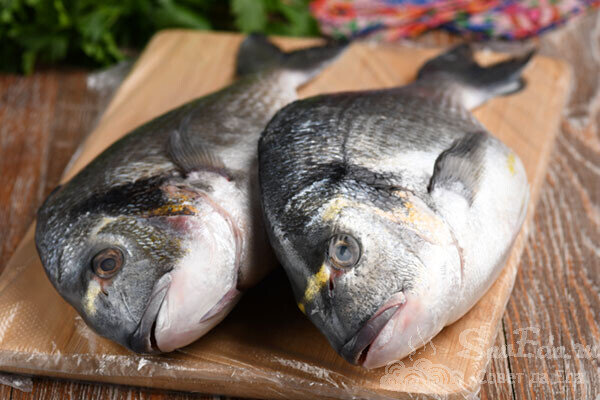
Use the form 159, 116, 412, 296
92, 248, 124, 279
328, 234, 360, 270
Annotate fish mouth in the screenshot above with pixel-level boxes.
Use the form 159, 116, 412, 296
339, 292, 406, 365
129, 273, 172, 354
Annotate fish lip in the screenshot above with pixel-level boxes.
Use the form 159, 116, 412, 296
128, 273, 172, 354
339, 292, 406, 365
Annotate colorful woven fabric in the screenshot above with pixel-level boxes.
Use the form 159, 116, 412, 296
311, 0, 600, 40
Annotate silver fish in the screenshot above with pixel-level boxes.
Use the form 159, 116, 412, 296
35, 34, 345, 353
259, 44, 532, 368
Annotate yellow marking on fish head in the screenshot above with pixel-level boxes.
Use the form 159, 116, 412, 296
303, 263, 330, 304
507, 152, 516, 176
374, 200, 422, 225
297, 302, 306, 315
145, 203, 198, 217
322, 197, 352, 222
404, 201, 438, 226
84, 280, 103, 316
373, 197, 450, 245
404, 201, 417, 222
391, 190, 408, 199
90, 217, 118, 237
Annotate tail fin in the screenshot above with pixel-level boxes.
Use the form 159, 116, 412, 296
236, 33, 347, 86
416, 44, 535, 110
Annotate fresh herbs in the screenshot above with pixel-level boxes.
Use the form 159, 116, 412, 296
0, 0, 319, 74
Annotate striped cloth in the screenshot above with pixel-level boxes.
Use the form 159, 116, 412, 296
311, 0, 600, 40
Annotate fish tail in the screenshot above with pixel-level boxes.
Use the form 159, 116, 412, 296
236, 33, 347, 86
416, 44, 535, 110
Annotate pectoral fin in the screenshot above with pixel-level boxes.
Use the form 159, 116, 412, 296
428, 132, 488, 204
167, 129, 226, 177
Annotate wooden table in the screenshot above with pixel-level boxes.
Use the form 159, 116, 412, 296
0, 12, 598, 400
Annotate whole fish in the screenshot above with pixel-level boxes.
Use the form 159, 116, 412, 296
259, 45, 532, 368
35, 34, 345, 353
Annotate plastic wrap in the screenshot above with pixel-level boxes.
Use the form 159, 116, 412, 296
0, 31, 572, 399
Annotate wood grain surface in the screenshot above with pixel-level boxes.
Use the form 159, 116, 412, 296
0, 11, 597, 400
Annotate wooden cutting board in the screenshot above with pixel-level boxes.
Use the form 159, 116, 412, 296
0, 31, 570, 399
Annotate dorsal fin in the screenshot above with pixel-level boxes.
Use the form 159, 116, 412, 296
236, 33, 348, 86
236, 33, 285, 76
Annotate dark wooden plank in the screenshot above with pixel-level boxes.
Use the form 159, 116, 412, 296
43, 72, 103, 197
0, 380, 13, 399
0, 70, 102, 399
0, 73, 57, 273
0, 70, 100, 273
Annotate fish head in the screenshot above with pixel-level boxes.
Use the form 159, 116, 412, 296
271, 185, 462, 369
35, 176, 242, 354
